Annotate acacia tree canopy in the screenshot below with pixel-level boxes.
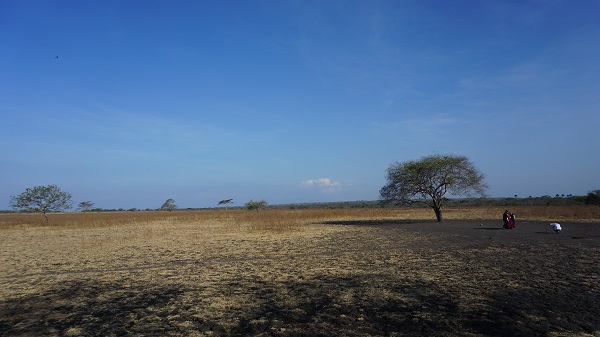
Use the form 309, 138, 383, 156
10, 184, 73, 224
245, 199, 267, 212
78, 201, 95, 212
161, 198, 177, 212
218, 199, 234, 210
380, 154, 487, 222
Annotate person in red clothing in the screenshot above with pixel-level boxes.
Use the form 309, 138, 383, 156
503, 210, 515, 229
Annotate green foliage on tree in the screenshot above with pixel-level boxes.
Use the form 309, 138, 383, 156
245, 199, 267, 212
380, 154, 487, 222
9, 184, 73, 224
218, 199, 234, 210
160, 198, 177, 212
78, 201, 95, 212
585, 190, 600, 206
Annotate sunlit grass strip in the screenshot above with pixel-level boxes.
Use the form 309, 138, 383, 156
0, 205, 598, 231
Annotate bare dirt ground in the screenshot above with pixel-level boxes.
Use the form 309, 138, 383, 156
1, 218, 599, 336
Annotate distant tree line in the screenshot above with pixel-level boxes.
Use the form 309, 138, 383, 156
6, 182, 600, 225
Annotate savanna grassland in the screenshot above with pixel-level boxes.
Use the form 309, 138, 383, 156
1, 206, 599, 336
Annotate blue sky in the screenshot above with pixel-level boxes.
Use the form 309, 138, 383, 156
1, 0, 599, 210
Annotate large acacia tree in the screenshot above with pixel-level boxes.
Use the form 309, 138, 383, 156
380, 154, 487, 222
9, 184, 73, 224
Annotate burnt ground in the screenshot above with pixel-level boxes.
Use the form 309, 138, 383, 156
1, 220, 599, 336
329, 219, 600, 249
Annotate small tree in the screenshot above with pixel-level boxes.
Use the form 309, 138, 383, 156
78, 201, 95, 212
9, 184, 73, 224
160, 198, 177, 212
218, 199, 234, 210
245, 199, 267, 212
380, 154, 487, 222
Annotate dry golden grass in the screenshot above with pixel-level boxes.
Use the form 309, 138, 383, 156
1, 206, 599, 336
1, 205, 598, 230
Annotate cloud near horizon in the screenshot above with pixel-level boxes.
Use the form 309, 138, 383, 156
301, 178, 342, 192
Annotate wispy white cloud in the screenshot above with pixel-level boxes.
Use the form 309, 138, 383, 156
301, 178, 342, 192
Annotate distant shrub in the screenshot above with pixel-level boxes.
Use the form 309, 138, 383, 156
245, 200, 268, 212
585, 190, 600, 206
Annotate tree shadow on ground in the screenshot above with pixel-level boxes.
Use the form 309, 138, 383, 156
478, 283, 600, 336
319, 219, 436, 226
0, 281, 209, 336
230, 275, 600, 336
230, 275, 463, 337
2, 271, 598, 336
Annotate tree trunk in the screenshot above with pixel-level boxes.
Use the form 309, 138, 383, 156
433, 206, 443, 222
